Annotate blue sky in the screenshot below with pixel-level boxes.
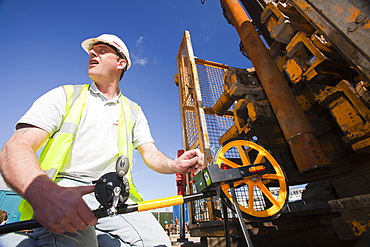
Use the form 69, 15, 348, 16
0, 0, 252, 207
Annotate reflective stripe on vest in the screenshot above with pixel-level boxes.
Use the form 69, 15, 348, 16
119, 96, 143, 203
19, 84, 142, 221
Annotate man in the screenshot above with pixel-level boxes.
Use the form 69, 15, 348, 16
0, 34, 203, 246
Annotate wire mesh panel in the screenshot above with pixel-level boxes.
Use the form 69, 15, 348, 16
196, 63, 225, 108
196, 63, 234, 154
184, 110, 198, 149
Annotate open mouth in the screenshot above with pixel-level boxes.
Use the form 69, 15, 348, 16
90, 60, 99, 65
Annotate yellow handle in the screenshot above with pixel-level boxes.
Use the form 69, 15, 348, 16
137, 195, 184, 212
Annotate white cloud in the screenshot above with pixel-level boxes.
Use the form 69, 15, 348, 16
133, 56, 148, 66
131, 36, 148, 66
136, 36, 145, 46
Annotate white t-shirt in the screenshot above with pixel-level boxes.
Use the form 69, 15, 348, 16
17, 83, 154, 182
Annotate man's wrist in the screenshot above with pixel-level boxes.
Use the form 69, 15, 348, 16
24, 174, 59, 205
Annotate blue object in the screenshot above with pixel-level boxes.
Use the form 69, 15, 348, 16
172, 204, 189, 224
0, 190, 22, 223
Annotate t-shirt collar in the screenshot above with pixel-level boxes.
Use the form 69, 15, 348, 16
90, 82, 122, 103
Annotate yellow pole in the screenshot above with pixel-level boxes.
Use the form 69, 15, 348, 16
137, 195, 184, 212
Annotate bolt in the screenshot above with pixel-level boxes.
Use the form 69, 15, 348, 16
306, 56, 317, 66
347, 23, 358, 32
356, 13, 368, 24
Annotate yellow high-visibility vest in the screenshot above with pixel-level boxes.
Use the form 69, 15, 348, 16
19, 84, 143, 221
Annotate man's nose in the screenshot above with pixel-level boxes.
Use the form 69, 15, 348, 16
89, 49, 97, 57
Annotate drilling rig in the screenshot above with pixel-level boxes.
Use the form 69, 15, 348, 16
175, 0, 370, 246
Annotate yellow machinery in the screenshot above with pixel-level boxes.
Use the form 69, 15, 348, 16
175, 0, 369, 245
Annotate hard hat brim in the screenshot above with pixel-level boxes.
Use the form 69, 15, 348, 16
81, 37, 131, 70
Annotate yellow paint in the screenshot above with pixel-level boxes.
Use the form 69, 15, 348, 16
347, 6, 361, 23
296, 94, 312, 111
316, 81, 370, 150
292, 0, 324, 30
364, 20, 370, 29
330, 97, 363, 132
352, 137, 370, 152
205, 133, 209, 143
262, 2, 283, 34
284, 59, 302, 83
349, 220, 370, 236
247, 101, 258, 122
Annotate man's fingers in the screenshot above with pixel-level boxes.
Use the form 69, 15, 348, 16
78, 209, 98, 227
178, 149, 205, 174
191, 150, 204, 165
75, 185, 95, 196
191, 156, 198, 164
73, 186, 98, 228
198, 151, 204, 165
65, 222, 78, 233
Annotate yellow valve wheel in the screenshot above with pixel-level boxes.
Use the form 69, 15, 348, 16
213, 139, 288, 221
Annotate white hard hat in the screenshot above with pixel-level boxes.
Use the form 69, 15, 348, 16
81, 34, 131, 70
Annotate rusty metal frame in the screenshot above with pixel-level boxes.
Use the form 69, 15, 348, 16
176, 30, 211, 159
175, 31, 214, 227
289, 0, 370, 81
316, 80, 370, 152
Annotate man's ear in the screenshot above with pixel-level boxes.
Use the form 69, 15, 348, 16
117, 59, 127, 70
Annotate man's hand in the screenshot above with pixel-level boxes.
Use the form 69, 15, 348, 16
173, 149, 204, 174
27, 178, 97, 234
138, 143, 204, 174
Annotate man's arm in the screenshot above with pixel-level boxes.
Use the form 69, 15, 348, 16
137, 142, 203, 174
0, 125, 97, 233
0, 125, 49, 195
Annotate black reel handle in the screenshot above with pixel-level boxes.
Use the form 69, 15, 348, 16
93, 172, 130, 209
116, 155, 130, 178
93, 155, 130, 210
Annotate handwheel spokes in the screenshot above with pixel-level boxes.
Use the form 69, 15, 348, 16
261, 174, 285, 182
255, 181, 281, 208
236, 144, 252, 165
253, 151, 266, 165
215, 139, 288, 221
218, 156, 240, 169
221, 176, 282, 211
248, 183, 255, 209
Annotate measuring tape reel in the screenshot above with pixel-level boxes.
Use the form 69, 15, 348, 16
93, 156, 130, 216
